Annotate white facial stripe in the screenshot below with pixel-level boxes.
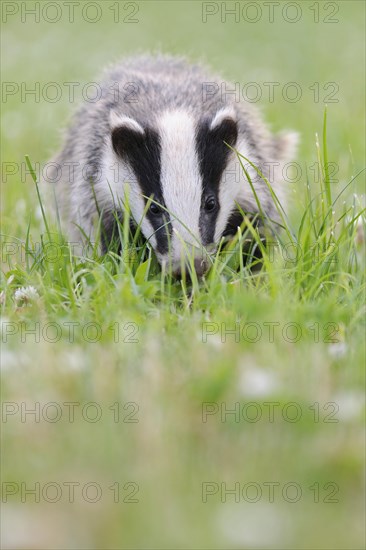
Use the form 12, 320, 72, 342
158, 110, 203, 258
214, 137, 257, 242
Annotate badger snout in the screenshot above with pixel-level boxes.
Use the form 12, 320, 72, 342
193, 256, 209, 277
172, 255, 209, 278
159, 245, 211, 278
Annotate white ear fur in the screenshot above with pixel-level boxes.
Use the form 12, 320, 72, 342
210, 106, 237, 130
109, 112, 145, 134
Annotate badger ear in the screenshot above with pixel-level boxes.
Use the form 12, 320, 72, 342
273, 131, 299, 162
209, 106, 238, 147
110, 112, 145, 158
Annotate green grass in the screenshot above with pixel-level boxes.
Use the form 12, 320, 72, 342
1, 2, 365, 549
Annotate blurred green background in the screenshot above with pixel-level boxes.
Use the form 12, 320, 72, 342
1, 1, 365, 549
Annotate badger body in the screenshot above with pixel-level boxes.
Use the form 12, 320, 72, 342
47, 55, 297, 275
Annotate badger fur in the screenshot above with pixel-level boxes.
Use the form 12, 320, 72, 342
46, 54, 297, 276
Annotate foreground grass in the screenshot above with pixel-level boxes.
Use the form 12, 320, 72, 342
1, 114, 365, 549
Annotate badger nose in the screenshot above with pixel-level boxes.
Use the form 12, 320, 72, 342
193, 257, 208, 276
172, 256, 208, 278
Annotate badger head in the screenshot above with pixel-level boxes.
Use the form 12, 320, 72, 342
109, 107, 282, 277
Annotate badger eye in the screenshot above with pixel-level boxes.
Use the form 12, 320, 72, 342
205, 197, 217, 212
149, 203, 161, 215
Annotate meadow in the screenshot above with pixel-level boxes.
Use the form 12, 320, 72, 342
1, 1, 365, 548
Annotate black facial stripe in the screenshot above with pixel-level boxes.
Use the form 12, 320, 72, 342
222, 208, 266, 269
223, 208, 261, 238
111, 125, 171, 254
100, 210, 136, 255
100, 209, 123, 254
196, 116, 238, 245
222, 209, 245, 238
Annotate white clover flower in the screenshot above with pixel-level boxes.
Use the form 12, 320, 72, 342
331, 390, 364, 421
13, 286, 39, 306
328, 342, 347, 358
239, 366, 279, 398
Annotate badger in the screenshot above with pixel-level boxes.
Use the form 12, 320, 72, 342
46, 55, 297, 276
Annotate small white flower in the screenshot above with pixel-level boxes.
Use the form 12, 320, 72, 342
239, 366, 279, 398
328, 342, 347, 358
332, 391, 364, 421
13, 286, 39, 306
62, 349, 87, 371
15, 199, 26, 216
35, 205, 43, 221
198, 331, 223, 348
0, 349, 21, 370
218, 502, 288, 547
